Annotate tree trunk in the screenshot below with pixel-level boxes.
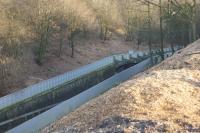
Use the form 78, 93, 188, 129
104, 27, 108, 41
137, 38, 140, 50
147, 2, 153, 64
159, 0, 164, 60
189, 26, 192, 44
59, 30, 65, 57
167, 0, 174, 53
192, 0, 197, 41
71, 40, 74, 58
37, 33, 45, 65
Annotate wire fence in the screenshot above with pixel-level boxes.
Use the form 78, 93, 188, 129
0, 51, 144, 110
0, 46, 183, 110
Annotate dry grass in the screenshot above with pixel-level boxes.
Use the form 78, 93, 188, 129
42, 40, 200, 132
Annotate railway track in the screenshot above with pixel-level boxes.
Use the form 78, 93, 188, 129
0, 47, 182, 132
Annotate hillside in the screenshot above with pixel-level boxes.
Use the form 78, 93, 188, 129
42, 40, 200, 132
0, 0, 200, 98
1, 34, 139, 96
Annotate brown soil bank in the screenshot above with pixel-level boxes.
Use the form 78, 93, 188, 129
42, 40, 200, 133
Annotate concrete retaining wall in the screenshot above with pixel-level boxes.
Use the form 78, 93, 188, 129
0, 64, 116, 131
7, 58, 151, 133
